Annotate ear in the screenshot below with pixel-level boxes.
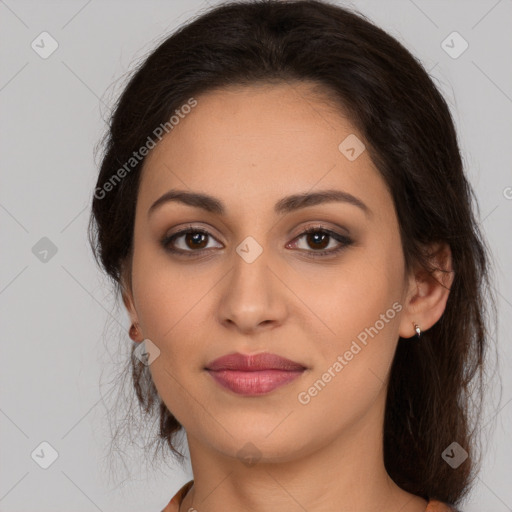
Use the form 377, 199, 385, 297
120, 260, 140, 335
399, 242, 454, 339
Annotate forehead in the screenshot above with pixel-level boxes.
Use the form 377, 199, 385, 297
137, 82, 388, 219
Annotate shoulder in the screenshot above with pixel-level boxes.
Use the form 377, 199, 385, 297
160, 480, 194, 512
160, 483, 461, 512
426, 499, 461, 512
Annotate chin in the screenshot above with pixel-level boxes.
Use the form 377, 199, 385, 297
206, 428, 314, 465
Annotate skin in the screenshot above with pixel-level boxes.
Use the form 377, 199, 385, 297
122, 81, 454, 512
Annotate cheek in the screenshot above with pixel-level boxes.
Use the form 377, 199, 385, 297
299, 240, 404, 355
295, 271, 403, 431
295, 246, 406, 428
130, 252, 209, 419
130, 244, 219, 395
131, 237, 205, 337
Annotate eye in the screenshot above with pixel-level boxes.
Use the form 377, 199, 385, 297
161, 226, 222, 256
287, 226, 353, 258
161, 224, 353, 258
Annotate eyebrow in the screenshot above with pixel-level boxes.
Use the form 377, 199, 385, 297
148, 188, 371, 218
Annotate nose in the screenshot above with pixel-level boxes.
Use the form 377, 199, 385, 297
216, 241, 288, 335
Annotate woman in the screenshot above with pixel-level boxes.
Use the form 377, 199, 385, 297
89, 1, 495, 510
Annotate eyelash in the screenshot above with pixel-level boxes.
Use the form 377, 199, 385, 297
160, 225, 354, 259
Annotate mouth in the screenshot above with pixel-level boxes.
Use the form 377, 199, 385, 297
206, 369, 305, 395
205, 352, 307, 396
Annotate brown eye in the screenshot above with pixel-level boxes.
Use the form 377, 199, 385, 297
304, 231, 330, 250
287, 227, 353, 258
183, 232, 209, 250
161, 228, 222, 256
161, 225, 353, 259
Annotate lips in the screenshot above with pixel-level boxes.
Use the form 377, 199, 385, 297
205, 352, 307, 396
205, 352, 306, 372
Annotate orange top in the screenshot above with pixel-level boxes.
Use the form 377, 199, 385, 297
161, 480, 458, 511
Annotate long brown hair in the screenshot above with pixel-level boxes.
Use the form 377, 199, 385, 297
88, 0, 497, 504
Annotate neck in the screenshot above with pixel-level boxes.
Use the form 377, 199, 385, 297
178, 388, 427, 512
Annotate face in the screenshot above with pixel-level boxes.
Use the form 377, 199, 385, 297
124, 82, 413, 464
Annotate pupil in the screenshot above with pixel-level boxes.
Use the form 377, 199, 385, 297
308, 232, 328, 250
188, 233, 207, 249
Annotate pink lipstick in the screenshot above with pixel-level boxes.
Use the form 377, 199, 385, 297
205, 352, 306, 396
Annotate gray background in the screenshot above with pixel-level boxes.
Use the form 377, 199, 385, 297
1, 0, 511, 510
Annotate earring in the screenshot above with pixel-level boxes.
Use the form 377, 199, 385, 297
412, 322, 421, 338
129, 322, 142, 342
